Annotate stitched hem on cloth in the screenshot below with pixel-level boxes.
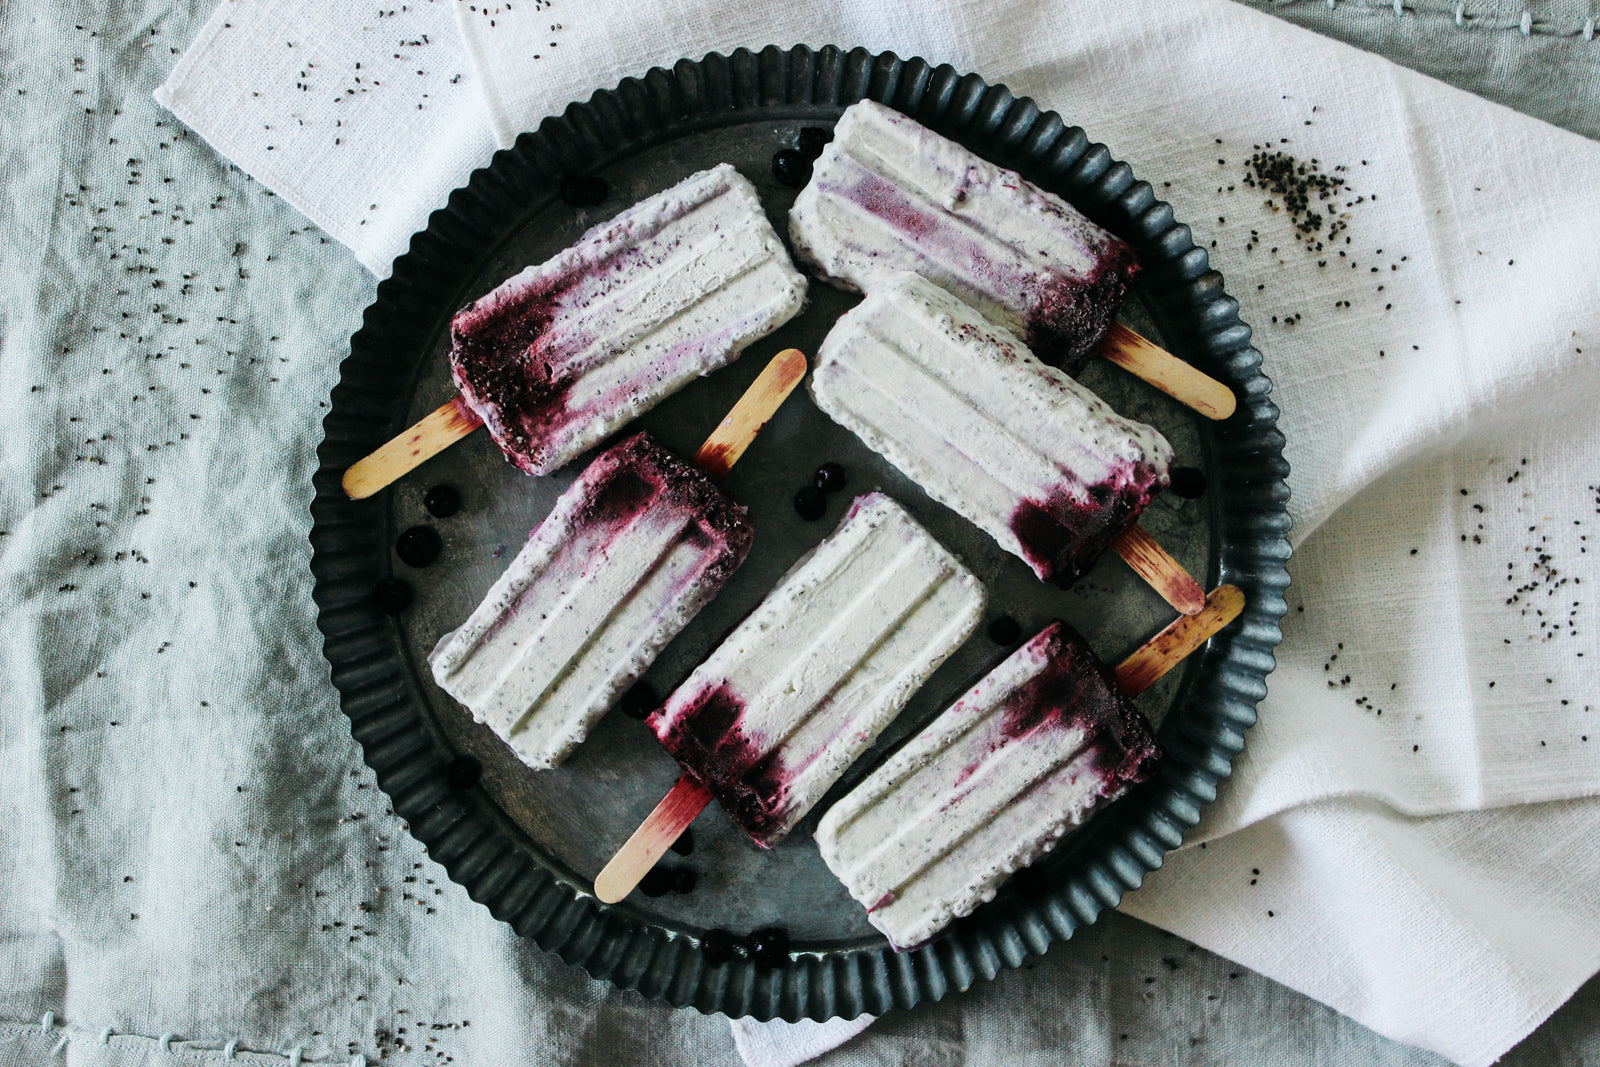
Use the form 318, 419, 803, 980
1267, 0, 1599, 39
0, 1014, 372, 1066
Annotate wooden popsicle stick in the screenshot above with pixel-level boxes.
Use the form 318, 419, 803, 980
692, 348, 808, 480
592, 349, 809, 905
1101, 322, 1237, 422
1114, 584, 1245, 697
341, 397, 484, 500
1112, 523, 1207, 616
594, 776, 714, 904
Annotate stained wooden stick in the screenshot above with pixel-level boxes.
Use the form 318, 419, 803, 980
594, 776, 714, 904
587, 351, 810, 906
342, 397, 483, 500
340, 344, 808, 501
692, 349, 807, 480
1113, 524, 1207, 616
1115, 584, 1245, 696
1101, 323, 1237, 422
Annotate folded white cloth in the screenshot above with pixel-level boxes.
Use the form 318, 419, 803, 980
155, 1, 1600, 1065
1123, 796, 1600, 1066
154, 0, 497, 275
730, 1014, 876, 1067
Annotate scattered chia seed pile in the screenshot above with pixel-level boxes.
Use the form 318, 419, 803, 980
1241, 147, 1355, 254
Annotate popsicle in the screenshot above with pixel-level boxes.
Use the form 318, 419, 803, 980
342, 163, 808, 498
594, 492, 986, 902
816, 585, 1245, 950
789, 99, 1235, 419
428, 349, 806, 771
811, 271, 1202, 613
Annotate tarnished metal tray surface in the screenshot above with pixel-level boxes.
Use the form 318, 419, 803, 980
310, 44, 1290, 1021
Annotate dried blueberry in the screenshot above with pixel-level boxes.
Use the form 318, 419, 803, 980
618, 680, 658, 721
797, 126, 831, 160
1007, 863, 1052, 899
700, 928, 735, 964
669, 826, 695, 856
424, 484, 461, 518
746, 926, 790, 968
395, 525, 442, 567
559, 174, 609, 208
793, 486, 826, 521
771, 149, 811, 188
987, 615, 1022, 645
639, 867, 675, 898
444, 755, 482, 791
671, 868, 697, 894
813, 462, 846, 493
372, 577, 412, 614
1169, 467, 1207, 499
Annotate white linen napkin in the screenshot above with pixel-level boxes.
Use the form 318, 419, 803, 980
153, 0, 497, 275
156, 2, 1600, 1065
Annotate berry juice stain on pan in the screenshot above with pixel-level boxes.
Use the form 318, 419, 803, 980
310, 47, 1290, 1021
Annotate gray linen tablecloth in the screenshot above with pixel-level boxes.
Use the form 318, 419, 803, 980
2, 1, 1597, 1064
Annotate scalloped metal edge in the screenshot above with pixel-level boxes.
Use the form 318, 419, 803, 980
309, 44, 1292, 1022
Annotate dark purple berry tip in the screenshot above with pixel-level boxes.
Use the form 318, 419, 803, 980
424, 484, 461, 518
395, 525, 443, 568
813, 462, 846, 493
987, 615, 1023, 645
373, 577, 412, 614
771, 149, 811, 188
793, 485, 826, 521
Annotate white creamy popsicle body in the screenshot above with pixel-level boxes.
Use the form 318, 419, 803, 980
815, 621, 1160, 950
810, 271, 1172, 587
450, 163, 807, 475
429, 433, 753, 770
790, 99, 1138, 374
647, 492, 986, 847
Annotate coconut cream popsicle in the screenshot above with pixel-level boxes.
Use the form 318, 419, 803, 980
647, 492, 987, 848
427, 433, 752, 769
817, 585, 1245, 950
815, 621, 1159, 951
788, 102, 1236, 423
343, 165, 807, 498
428, 349, 807, 772
789, 99, 1137, 376
452, 163, 807, 475
810, 271, 1174, 589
